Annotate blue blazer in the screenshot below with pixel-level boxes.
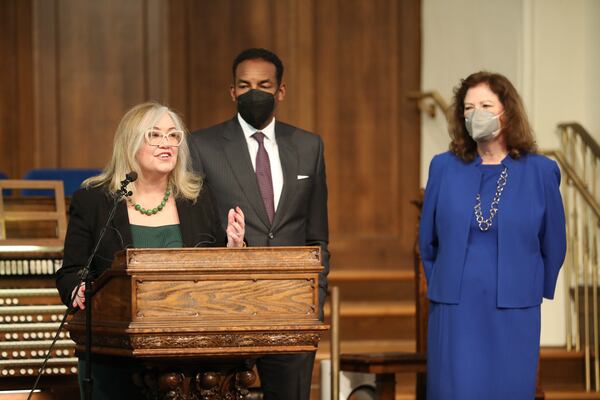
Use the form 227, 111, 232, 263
419, 151, 567, 307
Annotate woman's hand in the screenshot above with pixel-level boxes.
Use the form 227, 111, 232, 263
226, 206, 246, 248
71, 283, 86, 310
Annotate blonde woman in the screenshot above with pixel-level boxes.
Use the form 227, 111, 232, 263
56, 102, 245, 399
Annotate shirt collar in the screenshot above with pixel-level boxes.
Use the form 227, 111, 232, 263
237, 113, 277, 143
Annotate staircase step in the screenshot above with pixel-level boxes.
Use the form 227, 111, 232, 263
328, 270, 416, 302
329, 270, 414, 282
324, 301, 415, 318
545, 391, 600, 399
316, 339, 416, 361
540, 347, 587, 391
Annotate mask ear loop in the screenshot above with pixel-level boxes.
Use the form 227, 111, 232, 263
490, 110, 505, 138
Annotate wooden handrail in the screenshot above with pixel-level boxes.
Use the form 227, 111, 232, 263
407, 90, 451, 121
558, 122, 600, 161
543, 150, 600, 222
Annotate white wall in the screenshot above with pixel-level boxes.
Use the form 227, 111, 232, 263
421, 0, 524, 184
421, 0, 600, 346
584, 0, 600, 143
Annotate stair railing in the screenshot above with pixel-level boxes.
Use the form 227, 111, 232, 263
546, 122, 600, 392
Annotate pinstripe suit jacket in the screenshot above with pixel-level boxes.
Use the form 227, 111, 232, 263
190, 117, 330, 312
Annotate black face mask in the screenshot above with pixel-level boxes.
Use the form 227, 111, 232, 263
236, 89, 276, 129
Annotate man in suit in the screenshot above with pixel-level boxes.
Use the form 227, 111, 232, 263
190, 48, 329, 400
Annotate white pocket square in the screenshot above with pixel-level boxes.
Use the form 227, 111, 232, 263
297, 175, 310, 180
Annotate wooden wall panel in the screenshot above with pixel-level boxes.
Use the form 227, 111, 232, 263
174, 0, 421, 269
0, 1, 19, 177
0, 0, 33, 178
169, 0, 317, 132
314, 0, 421, 268
55, 0, 147, 168
1, 0, 421, 270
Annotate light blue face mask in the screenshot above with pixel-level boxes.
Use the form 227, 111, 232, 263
465, 109, 503, 142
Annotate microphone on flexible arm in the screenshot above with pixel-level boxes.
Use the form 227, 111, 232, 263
119, 171, 137, 195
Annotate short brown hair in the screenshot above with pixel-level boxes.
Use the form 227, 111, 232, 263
448, 71, 537, 162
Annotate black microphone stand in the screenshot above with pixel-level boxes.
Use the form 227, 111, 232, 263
78, 178, 133, 400
25, 175, 136, 400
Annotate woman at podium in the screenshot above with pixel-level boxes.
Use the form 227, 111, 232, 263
56, 102, 246, 399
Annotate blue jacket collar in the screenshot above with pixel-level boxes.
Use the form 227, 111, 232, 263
469, 153, 517, 169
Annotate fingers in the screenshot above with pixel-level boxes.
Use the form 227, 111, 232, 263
228, 219, 243, 235
71, 284, 86, 310
226, 207, 246, 248
235, 206, 245, 222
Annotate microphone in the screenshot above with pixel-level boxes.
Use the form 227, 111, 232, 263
121, 171, 138, 185
118, 171, 137, 198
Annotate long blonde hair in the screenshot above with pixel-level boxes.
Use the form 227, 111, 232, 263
83, 102, 202, 200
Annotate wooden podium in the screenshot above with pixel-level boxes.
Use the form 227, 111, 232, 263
67, 246, 327, 399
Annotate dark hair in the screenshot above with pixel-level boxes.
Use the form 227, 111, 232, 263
232, 48, 284, 85
449, 71, 537, 162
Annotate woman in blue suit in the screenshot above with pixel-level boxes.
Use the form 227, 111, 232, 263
420, 71, 566, 400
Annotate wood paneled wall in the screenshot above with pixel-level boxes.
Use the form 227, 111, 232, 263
0, 0, 421, 269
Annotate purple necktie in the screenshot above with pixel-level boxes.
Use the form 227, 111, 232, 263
252, 132, 275, 223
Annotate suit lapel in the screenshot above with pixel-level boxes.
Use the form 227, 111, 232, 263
221, 118, 271, 229
271, 122, 298, 229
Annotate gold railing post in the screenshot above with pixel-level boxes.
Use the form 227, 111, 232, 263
591, 209, 599, 391
584, 224, 591, 391
563, 177, 574, 351
330, 286, 340, 400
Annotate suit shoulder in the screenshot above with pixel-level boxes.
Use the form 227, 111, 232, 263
69, 186, 112, 215
524, 153, 560, 174
522, 153, 561, 186
71, 186, 110, 203
277, 121, 322, 141
190, 120, 231, 140
430, 151, 457, 169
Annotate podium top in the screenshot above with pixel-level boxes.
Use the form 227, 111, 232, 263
111, 246, 323, 273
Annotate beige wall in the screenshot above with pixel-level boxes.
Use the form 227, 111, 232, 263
421, 0, 600, 346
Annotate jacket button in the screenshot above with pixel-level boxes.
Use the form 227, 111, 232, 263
268, 232, 274, 239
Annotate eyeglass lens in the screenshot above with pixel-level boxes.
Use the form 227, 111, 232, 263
146, 130, 183, 146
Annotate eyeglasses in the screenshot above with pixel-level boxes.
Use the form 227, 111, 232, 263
144, 129, 184, 147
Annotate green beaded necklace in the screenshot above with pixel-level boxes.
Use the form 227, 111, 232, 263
132, 188, 171, 216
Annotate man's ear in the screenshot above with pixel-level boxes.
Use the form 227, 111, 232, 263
276, 83, 286, 101
229, 85, 237, 102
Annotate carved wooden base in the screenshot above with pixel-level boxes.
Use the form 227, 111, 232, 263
133, 362, 261, 400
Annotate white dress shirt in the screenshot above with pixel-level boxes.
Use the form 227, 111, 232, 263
237, 114, 284, 210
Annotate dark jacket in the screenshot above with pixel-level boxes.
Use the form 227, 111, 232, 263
56, 184, 226, 305
190, 118, 329, 311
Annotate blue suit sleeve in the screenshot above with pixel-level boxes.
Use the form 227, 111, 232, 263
541, 160, 567, 299
419, 155, 444, 282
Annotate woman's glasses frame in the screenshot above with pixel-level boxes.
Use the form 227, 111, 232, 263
144, 129, 184, 147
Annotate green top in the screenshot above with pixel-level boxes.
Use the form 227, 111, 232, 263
130, 224, 183, 248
